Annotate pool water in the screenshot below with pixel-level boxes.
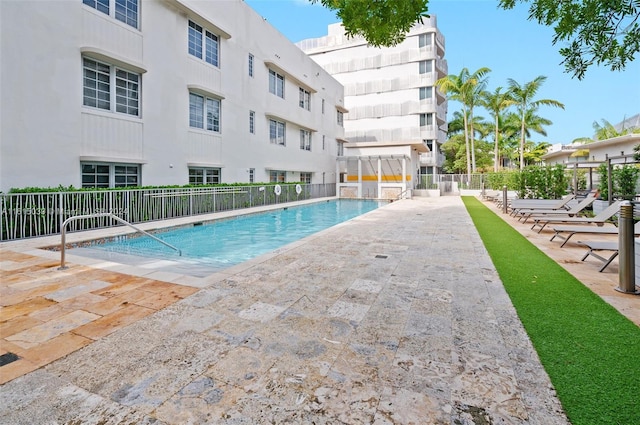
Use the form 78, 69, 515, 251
85, 199, 384, 273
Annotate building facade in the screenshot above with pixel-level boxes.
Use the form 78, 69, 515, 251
297, 19, 448, 197
0, 0, 346, 192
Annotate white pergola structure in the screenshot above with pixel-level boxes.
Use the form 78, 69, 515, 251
336, 154, 414, 199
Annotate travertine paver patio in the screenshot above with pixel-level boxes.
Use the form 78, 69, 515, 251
1, 195, 631, 423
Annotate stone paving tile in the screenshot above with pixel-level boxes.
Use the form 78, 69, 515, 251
6, 310, 100, 349
2, 196, 627, 424
73, 304, 155, 340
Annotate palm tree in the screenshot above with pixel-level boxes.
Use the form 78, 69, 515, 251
507, 76, 564, 170
592, 118, 640, 140
481, 87, 515, 172
503, 109, 553, 168
436, 67, 491, 177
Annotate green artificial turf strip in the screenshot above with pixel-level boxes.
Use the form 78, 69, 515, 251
462, 196, 640, 425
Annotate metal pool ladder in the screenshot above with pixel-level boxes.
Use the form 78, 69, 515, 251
58, 212, 182, 270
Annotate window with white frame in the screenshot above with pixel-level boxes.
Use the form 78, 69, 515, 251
269, 119, 285, 145
269, 170, 286, 182
248, 53, 254, 77
337, 141, 344, 156
300, 129, 311, 151
189, 167, 220, 185
249, 110, 255, 134
420, 113, 433, 127
189, 93, 220, 132
299, 87, 310, 110
81, 162, 139, 188
300, 172, 311, 184
418, 33, 432, 47
337, 110, 344, 126
83, 57, 140, 116
249, 168, 255, 183
419, 87, 432, 100
83, 0, 139, 29
269, 69, 284, 98
419, 60, 432, 74
188, 20, 219, 67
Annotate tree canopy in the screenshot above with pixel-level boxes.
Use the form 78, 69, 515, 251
312, 0, 430, 47
498, 0, 640, 79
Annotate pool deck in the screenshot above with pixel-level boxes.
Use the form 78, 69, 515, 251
0, 196, 637, 424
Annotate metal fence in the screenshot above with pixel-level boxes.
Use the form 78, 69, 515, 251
0, 183, 336, 241
416, 174, 485, 190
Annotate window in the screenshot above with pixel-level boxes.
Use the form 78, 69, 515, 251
248, 53, 254, 77
270, 170, 286, 182
189, 167, 220, 185
420, 113, 433, 127
322, 99, 325, 114
300, 129, 311, 151
300, 172, 311, 184
299, 87, 310, 110
418, 33, 432, 48
83, 0, 139, 29
249, 168, 255, 183
249, 110, 255, 134
269, 119, 285, 145
419, 60, 432, 74
337, 110, 344, 126
83, 57, 140, 116
419, 87, 432, 100
81, 162, 139, 188
189, 93, 220, 132
269, 69, 284, 98
337, 141, 344, 156
188, 20, 219, 67
322, 135, 325, 150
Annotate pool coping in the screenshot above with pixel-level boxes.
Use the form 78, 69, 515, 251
0, 197, 392, 288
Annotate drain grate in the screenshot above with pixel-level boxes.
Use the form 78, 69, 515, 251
375, 254, 388, 259
0, 352, 20, 367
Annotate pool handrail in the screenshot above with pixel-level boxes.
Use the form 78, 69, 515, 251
58, 212, 181, 270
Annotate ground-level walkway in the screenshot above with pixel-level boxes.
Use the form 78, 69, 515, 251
0, 196, 593, 423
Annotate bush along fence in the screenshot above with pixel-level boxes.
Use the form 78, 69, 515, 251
484, 165, 574, 199
0, 183, 335, 241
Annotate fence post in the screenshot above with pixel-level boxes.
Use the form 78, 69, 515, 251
502, 185, 508, 214
616, 201, 639, 294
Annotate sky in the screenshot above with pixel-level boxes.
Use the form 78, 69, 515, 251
245, 0, 640, 144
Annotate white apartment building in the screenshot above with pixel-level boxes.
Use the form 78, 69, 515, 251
0, 0, 346, 192
297, 18, 448, 198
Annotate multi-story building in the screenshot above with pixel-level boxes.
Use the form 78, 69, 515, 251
297, 18, 448, 198
0, 0, 346, 192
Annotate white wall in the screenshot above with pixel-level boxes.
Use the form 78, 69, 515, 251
0, 0, 345, 191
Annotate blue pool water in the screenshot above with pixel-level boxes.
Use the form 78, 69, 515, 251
88, 199, 384, 272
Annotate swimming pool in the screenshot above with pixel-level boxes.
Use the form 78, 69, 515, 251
73, 199, 384, 275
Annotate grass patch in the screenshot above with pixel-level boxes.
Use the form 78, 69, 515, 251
462, 196, 640, 425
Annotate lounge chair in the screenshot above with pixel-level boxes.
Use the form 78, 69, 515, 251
509, 194, 576, 217
529, 200, 622, 233
576, 240, 619, 272
517, 195, 597, 223
550, 221, 640, 247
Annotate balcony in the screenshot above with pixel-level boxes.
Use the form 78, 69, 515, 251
420, 151, 446, 167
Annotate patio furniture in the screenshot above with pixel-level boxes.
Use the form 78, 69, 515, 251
577, 240, 619, 272
550, 221, 640, 247
517, 195, 597, 223
509, 194, 576, 217
529, 201, 622, 233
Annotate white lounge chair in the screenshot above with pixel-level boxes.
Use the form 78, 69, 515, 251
576, 240, 619, 272
529, 201, 622, 233
518, 195, 597, 223
551, 221, 640, 247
